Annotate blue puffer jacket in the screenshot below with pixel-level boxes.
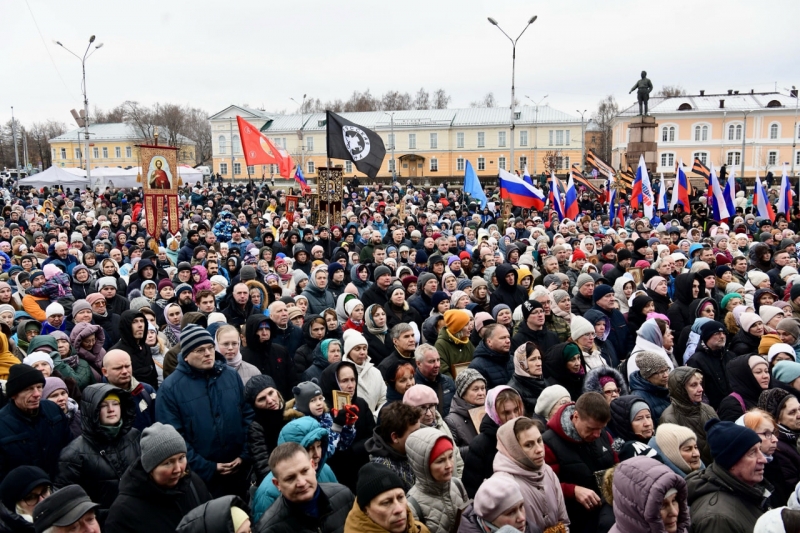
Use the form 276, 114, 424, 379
251, 417, 338, 522
212, 211, 235, 242
468, 340, 511, 390
156, 352, 254, 482
629, 370, 671, 422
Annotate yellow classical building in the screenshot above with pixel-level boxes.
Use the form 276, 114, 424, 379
209, 104, 585, 183
49, 123, 196, 170
611, 91, 800, 177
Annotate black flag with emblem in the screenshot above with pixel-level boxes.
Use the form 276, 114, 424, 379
326, 110, 386, 180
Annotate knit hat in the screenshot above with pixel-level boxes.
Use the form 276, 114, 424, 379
759, 334, 783, 356
791, 283, 800, 302
128, 297, 149, 313
571, 250, 586, 261
292, 381, 323, 416
374, 265, 392, 280
777, 318, 800, 341
43, 264, 62, 280
356, 463, 406, 509
617, 248, 633, 261
472, 276, 488, 290
457, 279, 472, 291
655, 423, 698, 474
748, 271, 769, 287
0, 465, 50, 511
725, 282, 745, 295
740, 312, 762, 333
6, 364, 45, 398
534, 385, 571, 418
781, 266, 799, 279
455, 368, 486, 398
403, 384, 438, 407
520, 300, 543, 321
543, 274, 562, 288
705, 418, 761, 469
629, 400, 651, 422
208, 312, 227, 326
179, 324, 214, 359
562, 343, 581, 363
759, 306, 784, 325
0, 304, 13, 317
593, 284, 615, 303
97, 276, 118, 291
344, 298, 363, 317
85, 293, 105, 306
570, 316, 594, 341
327, 262, 344, 275
576, 273, 594, 291
32, 484, 99, 533
492, 304, 511, 320
444, 309, 470, 333
177, 261, 192, 272
22, 351, 53, 370
773, 360, 800, 385
43, 302, 64, 319
210, 275, 228, 289
429, 436, 454, 466
28, 270, 44, 283
636, 352, 670, 379
551, 290, 570, 304
473, 474, 525, 522
700, 320, 726, 343
140, 422, 188, 473
42, 377, 68, 400
431, 291, 449, 310
474, 312, 495, 332
158, 279, 174, 291
720, 293, 742, 310
758, 388, 793, 421
343, 329, 368, 357
767, 343, 796, 364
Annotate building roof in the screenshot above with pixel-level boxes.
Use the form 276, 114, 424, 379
208, 105, 278, 121
50, 123, 194, 145
619, 92, 796, 116
259, 104, 580, 133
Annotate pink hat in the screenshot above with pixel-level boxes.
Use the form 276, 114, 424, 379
403, 384, 438, 407
43, 264, 61, 280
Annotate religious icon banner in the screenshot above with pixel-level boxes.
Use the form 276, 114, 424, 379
138, 145, 180, 237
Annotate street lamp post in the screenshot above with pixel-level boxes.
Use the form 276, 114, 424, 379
290, 94, 307, 174
525, 95, 547, 176
488, 15, 538, 175
786, 86, 798, 177
577, 109, 587, 171
55, 36, 103, 188
741, 109, 751, 180
10, 107, 20, 175
384, 112, 396, 182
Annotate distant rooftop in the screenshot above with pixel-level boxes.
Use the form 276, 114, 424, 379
50, 123, 194, 144
619, 91, 796, 116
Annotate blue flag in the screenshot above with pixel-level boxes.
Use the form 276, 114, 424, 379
464, 160, 487, 208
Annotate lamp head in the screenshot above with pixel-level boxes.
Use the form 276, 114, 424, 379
528, 15, 538, 24
487, 17, 498, 25
89, 35, 96, 43
53, 40, 62, 46
95, 43, 104, 49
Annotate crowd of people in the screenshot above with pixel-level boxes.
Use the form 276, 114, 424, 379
2, 176, 800, 532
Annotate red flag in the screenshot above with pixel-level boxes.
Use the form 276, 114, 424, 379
236, 116, 293, 178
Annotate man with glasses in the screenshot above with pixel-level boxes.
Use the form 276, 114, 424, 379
156, 324, 254, 497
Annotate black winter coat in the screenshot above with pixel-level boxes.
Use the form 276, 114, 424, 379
293, 315, 323, 375
510, 322, 559, 357
468, 341, 511, 390
462, 414, 499, 498
111, 310, 159, 390
363, 329, 392, 366
254, 483, 354, 533
241, 315, 298, 399
55, 384, 141, 518
507, 373, 547, 418
729, 329, 761, 357
667, 273, 706, 336
686, 343, 736, 410
92, 311, 121, 350
104, 459, 212, 533
717, 354, 771, 422
176, 495, 248, 533
489, 264, 528, 311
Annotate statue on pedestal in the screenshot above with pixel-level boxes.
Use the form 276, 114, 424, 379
629, 71, 654, 116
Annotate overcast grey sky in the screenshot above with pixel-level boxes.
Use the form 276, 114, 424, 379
4, 0, 799, 125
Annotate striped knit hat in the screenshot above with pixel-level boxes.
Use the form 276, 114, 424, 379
180, 324, 214, 358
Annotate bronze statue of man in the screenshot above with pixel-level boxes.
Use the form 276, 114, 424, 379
629, 71, 654, 116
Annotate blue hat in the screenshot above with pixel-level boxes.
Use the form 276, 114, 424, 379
705, 418, 761, 469
327, 262, 344, 274
415, 250, 428, 264
773, 360, 800, 386
431, 291, 449, 310
592, 284, 615, 303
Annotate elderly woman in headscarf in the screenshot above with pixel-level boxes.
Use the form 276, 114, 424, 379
507, 342, 548, 419
159, 302, 183, 349
550, 289, 574, 328
614, 275, 636, 314
628, 318, 676, 379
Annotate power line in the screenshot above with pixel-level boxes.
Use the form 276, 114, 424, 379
24, 0, 79, 104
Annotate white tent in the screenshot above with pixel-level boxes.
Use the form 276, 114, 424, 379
91, 166, 205, 189
18, 166, 90, 189
62, 167, 87, 177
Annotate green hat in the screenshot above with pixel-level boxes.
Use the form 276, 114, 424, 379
721, 292, 742, 310
563, 343, 581, 362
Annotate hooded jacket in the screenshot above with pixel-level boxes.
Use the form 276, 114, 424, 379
294, 315, 324, 375
301, 339, 336, 383
408, 273, 437, 318
111, 310, 158, 390
55, 384, 141, 516
686, 462, 772, 533
609, 457, 690, 533
686, 340, 736, 410
493, 419, 569, 531
659, 367, 717, 465
241, 314, 297, 399
342, 351, 386, 418
607, 394, 652, 449
489, 264, 528, 311
543, 342, 586, 401
176, 495, 248, 533
126, 259, 158, 296
405, 428, 468, 533
156, 351, 254, 482
717, 354, 770, 421
348, 264, 372, 299
729, 327, 762, 356
582, 366, 628, 397
302, 270, 337, 315
629, 371, 671, 422
667, 274, 706, 335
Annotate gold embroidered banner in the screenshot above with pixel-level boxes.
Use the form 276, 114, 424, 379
138, 145, 180, 236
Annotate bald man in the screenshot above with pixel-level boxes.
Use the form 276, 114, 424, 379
267, 301, 304, 358
102, 349, 156, 431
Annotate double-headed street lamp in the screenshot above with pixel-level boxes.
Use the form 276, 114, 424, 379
55, 36, 103, 187
488, 15, 537, 175
384, 112, 396, 182
525, 94, 547, 175
290, 94, 307, 173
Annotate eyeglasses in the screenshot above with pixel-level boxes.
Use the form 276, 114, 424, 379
22, 486, 51, 505
603, 388, 620, 396
420, 404, 437, 414
756, 430, 776, 440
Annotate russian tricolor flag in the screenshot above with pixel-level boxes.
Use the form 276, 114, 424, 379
753, 173, 775, 221
498, 168, 545, 210
549, 172, 565, 220
670, 160, 690, 210
709, 165, 730, 222
564, 174, 579, 220
778, 163, 794, 215
294, 165, 310, 191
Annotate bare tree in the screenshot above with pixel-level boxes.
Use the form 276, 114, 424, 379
657, 85, 687, 97
324, 99, 345, 113
413, 88, 430, 110
592, 95, 618, 162
470, 93, 497, 108
381, 91, 413, 111
343, 90, 381, 112
92, 105, 126, 124
184, 107, 212, 165
122, 101, 156, 143
542, 150, 564, 175
432, 89, 451, 109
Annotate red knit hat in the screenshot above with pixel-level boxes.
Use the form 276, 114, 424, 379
459, 251, 471, 261
429, 436, 453, 466
571, 250, 586, 261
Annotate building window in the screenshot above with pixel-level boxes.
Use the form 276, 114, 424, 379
74, 148, 81, 159
693, 152, 709, 166
728, 124, 743, 141
92, 147, 99, 158
457, 158, 465, 171
102, 147, 108, 158
408, 134, 416, 150
430, 158, 438, 171
661, 153, 675, 167
477, 132, 485, 148
234, 162, 241, 175
498, 131, 506, 147
498, 156, 506, 170
770, 124, 779, 140
126, 146, 132, 158
307, 161, 315, 174
60, 148, 66, 159
566, 131, 571, 146
768, 151, 778, 166
247, 165, 255, 175
520, 131, 528, 147
662, 126, 676, 142
220, 163, 228, 175
563, 156, 570, 169
306, 137, 314, 152
113, 147, 120, 158
457, 132, 465, 148
387, 133, 395, 149
232, 135, 241, 154
519, 156, 527, 169
218, 135, 227, 154
727, 151, 742, 166
388, 159, 396, 172
796, 151, 800, 166
430, 133, 438, 149
477, 157, 485, 171
345, 161, 353, 173
549, 130, 554, 146
694, 125, 709, 141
